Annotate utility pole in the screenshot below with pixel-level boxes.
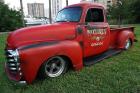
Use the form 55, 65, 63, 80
66, 0, 68, 6
117, 0, 122, 27
49, 0, 52, 24
20, 0, 25, 26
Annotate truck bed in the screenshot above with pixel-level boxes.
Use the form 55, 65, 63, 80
109, 25, 135, 49
110, 25, 134, 30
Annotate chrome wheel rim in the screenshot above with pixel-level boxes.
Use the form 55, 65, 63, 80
125, 39, 131, 49
45, 56, 65, 77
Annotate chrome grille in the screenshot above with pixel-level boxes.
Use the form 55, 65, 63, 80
5, 50, 20, 74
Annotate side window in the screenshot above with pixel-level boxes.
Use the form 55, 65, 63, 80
85, 8, 104, 22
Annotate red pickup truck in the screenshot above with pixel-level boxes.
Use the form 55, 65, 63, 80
5, 3, 136, 84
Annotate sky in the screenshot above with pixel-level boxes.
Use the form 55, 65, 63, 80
4, 0, 81, 16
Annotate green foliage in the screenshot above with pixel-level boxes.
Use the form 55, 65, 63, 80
130, 0, 140, 23
108, 0, 140, 24
0, 2, 23, 32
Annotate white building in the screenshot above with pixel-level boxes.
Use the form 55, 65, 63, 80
81, 0, 115, 9
27, 3, 45, 18
51, 0, 62, 20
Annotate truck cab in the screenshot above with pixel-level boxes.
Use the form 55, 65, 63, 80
5, 3, 135, 84
81, 5, 110, 57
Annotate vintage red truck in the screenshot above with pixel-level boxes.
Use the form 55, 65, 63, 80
5, 3, 136, 84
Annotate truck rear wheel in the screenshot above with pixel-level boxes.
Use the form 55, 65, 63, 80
39, 56, 68, 78
124, 38, 131, 50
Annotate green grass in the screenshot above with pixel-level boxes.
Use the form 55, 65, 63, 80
0, 25, 140, 93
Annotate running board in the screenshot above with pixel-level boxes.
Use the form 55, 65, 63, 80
83, 49, 122, 66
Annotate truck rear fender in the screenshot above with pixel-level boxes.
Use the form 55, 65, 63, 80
19, 41, 83, 83
117, 30, 134, 49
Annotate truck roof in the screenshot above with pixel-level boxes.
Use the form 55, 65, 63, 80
65, 2, 105, 9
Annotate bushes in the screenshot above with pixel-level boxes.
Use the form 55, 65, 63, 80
108, 0, 140, 24
0, 2, 23, 32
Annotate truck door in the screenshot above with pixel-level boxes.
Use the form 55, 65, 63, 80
83, 8, 110, 57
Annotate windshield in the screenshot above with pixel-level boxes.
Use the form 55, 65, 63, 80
55, 7, 82, 22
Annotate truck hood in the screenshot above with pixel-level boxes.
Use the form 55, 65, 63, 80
7, 23, 77, 49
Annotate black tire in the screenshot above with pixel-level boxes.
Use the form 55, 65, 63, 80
38, 56, 69, 79
124, 38, 132, 50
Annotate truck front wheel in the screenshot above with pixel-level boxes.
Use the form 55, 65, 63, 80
39, 56, 68, 78
124, 38, 131, 50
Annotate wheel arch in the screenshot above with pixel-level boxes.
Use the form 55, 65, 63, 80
59, 55, 73, 69
117, 30, 134, 49
38, 55, 73, 73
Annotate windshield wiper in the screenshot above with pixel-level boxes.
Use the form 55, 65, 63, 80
56, 20, 78, 22
56, 20, 70, 22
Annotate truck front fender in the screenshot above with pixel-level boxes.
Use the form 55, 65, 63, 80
18, 41, 83, 84
117, 30, 134, 49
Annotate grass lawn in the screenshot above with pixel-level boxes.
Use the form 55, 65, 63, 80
0, 25, 140, 93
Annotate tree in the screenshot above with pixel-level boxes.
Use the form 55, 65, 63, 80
130, 0, 140, 23
0, 2, 23, 32
108, 0, 140, 24
108, 0, 130, 24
